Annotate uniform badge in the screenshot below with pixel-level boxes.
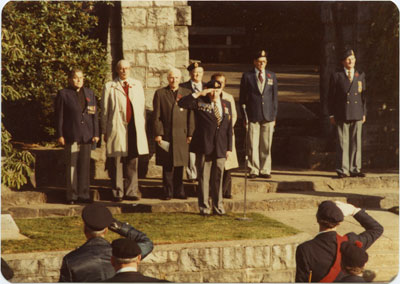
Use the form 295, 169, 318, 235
358, 81, 363, 93
87, 105, 96, 115
267, 78, 273, 85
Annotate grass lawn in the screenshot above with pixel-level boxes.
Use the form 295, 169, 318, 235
2, 212, 300, 253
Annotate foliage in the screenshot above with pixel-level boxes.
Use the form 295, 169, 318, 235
1, 123, 35, 189
1, 212, 299, 253
1, 1, 108, 141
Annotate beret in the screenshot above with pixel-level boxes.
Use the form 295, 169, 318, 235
82, 204, 115, 231
205, 79, 222, 89
342, 49, 355, 60
341, 241, 368, 268
316, 200, 344, 223
254, 49, 267, 60
187, 62, 202, 72
112, 238, 142, 259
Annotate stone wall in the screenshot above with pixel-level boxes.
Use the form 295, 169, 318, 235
113, 1, 191, 110
3, 233, 310, 283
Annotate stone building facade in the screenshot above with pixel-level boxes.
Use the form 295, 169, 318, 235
106, 1, 192, 110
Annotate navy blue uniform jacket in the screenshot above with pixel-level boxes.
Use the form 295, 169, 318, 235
239, 69, 278, 122
55, 87, 99, 144
328, 69, 366, 121
295, 210, 383, 282
178, 95, 232, 158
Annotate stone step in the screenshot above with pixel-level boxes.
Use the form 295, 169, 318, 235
5, 191, 398, 219
366, 250, 398, 269
370, 266, 399, 282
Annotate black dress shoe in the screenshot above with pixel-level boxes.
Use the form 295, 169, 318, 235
174, 194, 187, 200
350, 172, 366, 178
66, 200, 76, 205
259, 174, 272, 179
78, 198, 93, 204
187, 179, 197, 183
223, 194, 232, 199
124, 196, 140, 201
162, 196, 172, 201
248, 174, 257, 179
337, 173, 349, 178
113, 197, 123, 202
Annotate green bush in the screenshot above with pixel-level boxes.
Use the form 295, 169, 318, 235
1, 1, 109, 189
2, 1, 108, 141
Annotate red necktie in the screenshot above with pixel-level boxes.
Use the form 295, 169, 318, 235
258, 72, 264, 84
123, 81, 132, 123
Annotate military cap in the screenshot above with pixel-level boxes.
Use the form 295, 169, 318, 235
342, 49, 355, 60
187, 62, 202, 72
205, 79, 222, 89
254, 49, 267, 60
316, 200, 344, 223
112, 238, 142, 259
341, 241, 368, 268
82, 204, 115, 231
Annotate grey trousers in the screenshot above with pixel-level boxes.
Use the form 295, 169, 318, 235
65, 142, 91, 201
248, 121, 274, 175
186, 152, 197, 180
110, 156, 140, 198
336, 120, 363, 175
196, 153, 226, 215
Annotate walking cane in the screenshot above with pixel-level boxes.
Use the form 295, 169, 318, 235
237, 104, 251, 221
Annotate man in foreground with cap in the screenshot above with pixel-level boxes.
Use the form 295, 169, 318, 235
239, 49, 278, 179
180, 62, 206, 183
295, 200, 383, 282
328, 49, 366, 178
178, 79, 232, 216
104, 238, 167, 282
59, 204, 153, 282
338, 241, 370, 282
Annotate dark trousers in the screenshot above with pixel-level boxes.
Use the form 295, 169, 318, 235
162, 165, 185, 198
222, 169, 232, 197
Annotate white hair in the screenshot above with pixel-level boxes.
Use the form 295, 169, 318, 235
116, 59, 130, 70
167, 67, 181, 77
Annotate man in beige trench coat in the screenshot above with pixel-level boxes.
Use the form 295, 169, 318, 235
101, 60, 149, 201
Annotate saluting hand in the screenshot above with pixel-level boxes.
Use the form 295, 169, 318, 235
58, 137, 65, 146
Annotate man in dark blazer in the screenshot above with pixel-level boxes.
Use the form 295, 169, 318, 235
105, 238, 167, 282
328, 49, 367, 178
59, 204, 153, 282
55, 68, 99, 204
239, 50, 278, 179
178, 79, 232, 216
180, 62, 206, 183
152, 68, 195, 200
295, 200, 383, 282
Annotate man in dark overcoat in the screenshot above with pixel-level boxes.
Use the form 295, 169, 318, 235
328, 49, 366, 178
55, 68, 99, 204
178, 79, 232, 216
180, 62, 206, 183
152, 68, 195, 200
295, 200, 383, 282
239, 49, 278, 179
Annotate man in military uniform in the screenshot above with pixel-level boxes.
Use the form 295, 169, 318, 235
239, 50, 278, 179
178, 79, 232, 216
295, 200, 383, 282
105, 238, 167, 282
152, 68, 195, 200
55, 68, 99, 204
59, 204, 153, 282
180, 62, 205, 183
328, 49, 366, 178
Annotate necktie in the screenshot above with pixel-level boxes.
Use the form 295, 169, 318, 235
123, 81, 132, 123
214, 102, 222, 126
258, 72, 264, 84
347, 70, 353, 82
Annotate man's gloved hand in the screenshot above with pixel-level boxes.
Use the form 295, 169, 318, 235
108, 220, 131, 237
335, 201, 361, 217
